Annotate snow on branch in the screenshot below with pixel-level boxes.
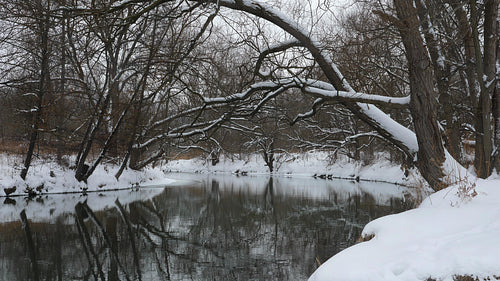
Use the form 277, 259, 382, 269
204, 78, 409, 109
356, 103, 418, 154
302, 86, 410, 108
220, 122, 265, 137
135, 113, 230, 149
291, 98, 325, 125
250, 84, 295, 115
254, 39, 302, 78
202, 80, 286, 104
202, 0, 419, 158
287, 131, 380, 153
148, 102, 229, 132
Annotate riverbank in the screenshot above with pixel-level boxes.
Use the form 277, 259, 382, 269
0, 153, 174, 197
309, 175, 500, 281
0, 151, 420, 197
165, 151, 421, 187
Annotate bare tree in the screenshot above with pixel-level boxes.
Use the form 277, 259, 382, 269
0, 0, 56, 179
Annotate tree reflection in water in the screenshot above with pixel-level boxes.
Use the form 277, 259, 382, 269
0, 176, 412, 280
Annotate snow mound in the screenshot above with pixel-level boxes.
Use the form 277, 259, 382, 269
309, 178, 500, 281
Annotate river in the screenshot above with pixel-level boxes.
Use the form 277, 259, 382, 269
0, 173, 414, 281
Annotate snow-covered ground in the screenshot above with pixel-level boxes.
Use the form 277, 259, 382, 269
165, 151, 421, 186
0, 154, 176, 197
309, 176, 500, 281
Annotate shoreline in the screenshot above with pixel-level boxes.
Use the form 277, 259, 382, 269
1, 151, 420, 197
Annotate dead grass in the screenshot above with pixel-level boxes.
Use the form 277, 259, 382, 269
168, 149, 204, 160
0, 139, 78, 155
356, 233, 375, 243
0, 140, 29, 154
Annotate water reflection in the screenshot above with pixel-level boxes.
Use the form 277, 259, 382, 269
0, 175, 412, 280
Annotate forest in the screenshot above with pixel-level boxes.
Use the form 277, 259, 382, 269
0, 0, 498, 191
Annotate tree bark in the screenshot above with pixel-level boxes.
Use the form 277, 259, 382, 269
469, 0, 493, 178
483, 0, 499, 173
74, 92, 111, 182
393, 0, 446, 189
494, 13, 500, 172
415, 0, 461, 162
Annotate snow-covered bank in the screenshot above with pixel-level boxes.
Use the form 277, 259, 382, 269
165, 151, 421, 187
309, 177, 500, 281
0, 154, 175, 197
0, 151, 418, 197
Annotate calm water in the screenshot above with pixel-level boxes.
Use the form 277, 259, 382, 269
0, 174, 413, 281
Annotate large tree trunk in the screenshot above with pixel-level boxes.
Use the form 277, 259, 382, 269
415, 0, 461, 162
470, 0, 494, 178
483, 0, 499, 173
393, 0, 446, 189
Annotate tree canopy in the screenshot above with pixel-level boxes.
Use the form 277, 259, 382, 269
0, 0, 498, 191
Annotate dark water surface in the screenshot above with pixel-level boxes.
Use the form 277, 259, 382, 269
0, 174, 413, 281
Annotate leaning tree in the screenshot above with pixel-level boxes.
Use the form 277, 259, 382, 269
169, 0, 495, 191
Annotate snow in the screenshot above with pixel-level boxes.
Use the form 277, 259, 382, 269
203, 81, 281, 104
0, 154, 176, 197
357, 103, 419, 154
164, 151, 422, 187
308, 175, 500, 281
303, 86, 410, 106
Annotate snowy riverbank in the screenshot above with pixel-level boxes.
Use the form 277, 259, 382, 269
1, 151, 419, 197
0, 151, 419, 197
0, 154, 175, 197
309, 175, 500, 281
165, 151, 421, 187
